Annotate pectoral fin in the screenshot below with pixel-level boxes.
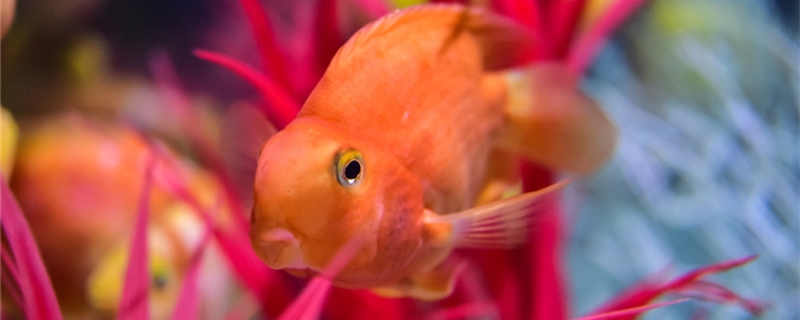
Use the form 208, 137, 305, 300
429, 179, 570, 249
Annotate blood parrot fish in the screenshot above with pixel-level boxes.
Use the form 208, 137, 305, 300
250, 4, 616, 299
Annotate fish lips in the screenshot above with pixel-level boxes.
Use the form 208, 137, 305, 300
251, 228, 309, 270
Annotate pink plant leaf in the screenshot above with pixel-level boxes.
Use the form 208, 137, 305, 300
351, 0, 392, 18
239, 0, 295, 95
0, 179, 63, 320
426, 301, 499, 320
489, 0, 543, 42
521, 165, 567, 320
323, 288, 412, 320
169, 197, 220, 320
149, 51, 219, 169
1, 246, 24, 308
149, 50, 194, 125
527, 209, 567, 320
651, 255, 757, 293
590, 255, 761, 320
193, 49, 300, 129
282, 277, 333, 320
116, 150, 158, 320
549, 0, 590, 58
566, 0, 649, 76
310, 0, 342, 80
680, 280, 767, 315
170, 232, 212, 320
575, 298, 690, 320
149, 53, 252, 235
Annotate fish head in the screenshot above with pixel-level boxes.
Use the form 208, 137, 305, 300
251, 118, 425, 287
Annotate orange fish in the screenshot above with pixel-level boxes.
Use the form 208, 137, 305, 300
250, 4, 616, 299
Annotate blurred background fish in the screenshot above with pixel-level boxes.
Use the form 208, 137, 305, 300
7, 113, 238, 319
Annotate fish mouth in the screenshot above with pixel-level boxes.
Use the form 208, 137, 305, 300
252, 228, 308, 270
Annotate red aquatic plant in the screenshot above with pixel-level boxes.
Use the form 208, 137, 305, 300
587, 255, 766, 319
1, 179, 63, 320
117, 151, 158, 320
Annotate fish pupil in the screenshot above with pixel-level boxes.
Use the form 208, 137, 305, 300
344, 160, 361, 181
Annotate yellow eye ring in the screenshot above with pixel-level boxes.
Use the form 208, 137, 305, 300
335, 149, 364, 186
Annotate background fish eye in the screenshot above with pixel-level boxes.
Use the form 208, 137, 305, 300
151, 272, 168, 290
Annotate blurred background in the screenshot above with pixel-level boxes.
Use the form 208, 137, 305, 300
1, 0, 797, 319
569, 0, 798, 319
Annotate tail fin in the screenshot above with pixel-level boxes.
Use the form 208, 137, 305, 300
495, 63, 617, 175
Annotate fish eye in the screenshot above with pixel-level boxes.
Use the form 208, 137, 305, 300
335, 149, 364, 186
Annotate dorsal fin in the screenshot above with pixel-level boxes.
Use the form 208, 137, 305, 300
331, 4, 536, 72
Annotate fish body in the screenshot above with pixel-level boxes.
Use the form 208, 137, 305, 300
251, 4, 615, 299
